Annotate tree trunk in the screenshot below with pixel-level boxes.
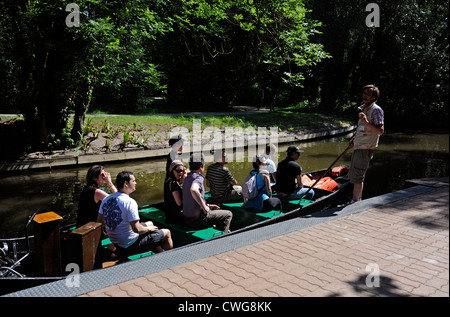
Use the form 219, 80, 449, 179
71, 82, 94, 144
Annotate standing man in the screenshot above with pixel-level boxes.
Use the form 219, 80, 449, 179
348, 84, 385, 203
98, 171, 173, 256
276, 145, 314, 200
183, 154, 233, 233
206, 149, 243, 203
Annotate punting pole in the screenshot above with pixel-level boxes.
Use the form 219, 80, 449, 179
299, 144, 352, 205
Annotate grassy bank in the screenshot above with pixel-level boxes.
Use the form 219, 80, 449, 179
1, 109, 353, 160
84, 110, 352, 133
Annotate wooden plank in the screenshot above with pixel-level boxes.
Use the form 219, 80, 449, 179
33, 212, 62, 277
33, 211, 62, 224
71, 222, 103, 272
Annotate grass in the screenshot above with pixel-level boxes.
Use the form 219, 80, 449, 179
85, 110, 352, 132
0, 108, 354, 156
1, 105, 352, 131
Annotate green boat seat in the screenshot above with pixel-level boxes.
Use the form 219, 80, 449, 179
139, 206, 224, 247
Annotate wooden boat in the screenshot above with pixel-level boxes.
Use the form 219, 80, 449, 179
0, 165, 350, 295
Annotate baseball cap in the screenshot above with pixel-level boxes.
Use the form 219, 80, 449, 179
286, 145, 303, 154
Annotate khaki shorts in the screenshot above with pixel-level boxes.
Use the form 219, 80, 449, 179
349, 149, 374, 184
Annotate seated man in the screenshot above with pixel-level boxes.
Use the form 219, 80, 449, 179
276, 146, 315, 200
205, 149, 243, 203
182, 153, 233, 233
260, 143, 278, 184
98, 171, 173, 256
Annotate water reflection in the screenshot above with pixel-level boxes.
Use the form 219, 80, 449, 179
0, 131, 448, 238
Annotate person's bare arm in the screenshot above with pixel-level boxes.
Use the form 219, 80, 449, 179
130, 220, 159, 234
190, 183, 210, 213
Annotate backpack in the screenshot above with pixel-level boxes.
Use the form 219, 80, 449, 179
242, 172, 264, 200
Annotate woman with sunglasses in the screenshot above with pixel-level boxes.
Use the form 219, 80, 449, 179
163, 160, 187, 223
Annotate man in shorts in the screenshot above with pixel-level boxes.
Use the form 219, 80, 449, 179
98, 171, 173, 256
348, 84, 385, 203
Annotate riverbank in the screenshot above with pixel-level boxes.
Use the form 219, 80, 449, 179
0, 110, 356, 172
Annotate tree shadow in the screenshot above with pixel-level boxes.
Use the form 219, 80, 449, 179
410, 214, 449, 230
328, 274, 412, 297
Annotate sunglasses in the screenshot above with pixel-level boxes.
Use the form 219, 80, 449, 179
174, 168, 185, 173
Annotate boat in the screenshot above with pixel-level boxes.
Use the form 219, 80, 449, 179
0, 217, 154, 295
138, 165, 351, 247
0, 165, 350, 295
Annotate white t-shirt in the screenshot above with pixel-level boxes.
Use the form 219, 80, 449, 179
99, 192, 139, 248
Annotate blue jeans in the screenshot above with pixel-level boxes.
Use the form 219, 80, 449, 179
288, 187, 315, 200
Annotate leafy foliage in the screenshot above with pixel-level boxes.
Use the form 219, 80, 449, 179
153, 0, 329, 108
0, 0, 447, 154
304, 0, 448, 124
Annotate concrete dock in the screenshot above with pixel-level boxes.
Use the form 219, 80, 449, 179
4, 179, 448, 299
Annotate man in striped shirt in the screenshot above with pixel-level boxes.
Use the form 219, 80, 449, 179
206, 149, 243, 203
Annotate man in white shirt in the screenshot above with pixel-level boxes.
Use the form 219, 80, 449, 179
98, 171, 173, 256
348, 85, 385, 203
261, 143, 277, 184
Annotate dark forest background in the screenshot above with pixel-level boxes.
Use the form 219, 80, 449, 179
0, 0, 448, 152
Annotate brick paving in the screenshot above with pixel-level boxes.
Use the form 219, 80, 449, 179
79, 185, 448, 297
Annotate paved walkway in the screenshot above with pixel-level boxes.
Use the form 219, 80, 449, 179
81, 184, 448, 298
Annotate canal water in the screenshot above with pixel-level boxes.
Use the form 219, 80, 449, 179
0, 130, 448, 238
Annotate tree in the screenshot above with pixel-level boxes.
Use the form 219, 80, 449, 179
0, 0, 167, 151
304, 0, 449, 124
152, 0, 329, 109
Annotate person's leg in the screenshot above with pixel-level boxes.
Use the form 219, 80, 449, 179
352, 183, 364, 202
216, 186, 243, 203
204, 209, 233, 233
349, 149, 373, 202
262, 197, 283, 213
300, 187, 314, 200
131, 228, 167, 254
228, 186, 243, 202
161, 228, 173, 251
289, 187, 314, 200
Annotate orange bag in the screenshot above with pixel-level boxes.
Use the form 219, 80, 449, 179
302, 174, 314, 186
302, 175, 339, 191
332, 165, 349, 177
315, 177, 339, 191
